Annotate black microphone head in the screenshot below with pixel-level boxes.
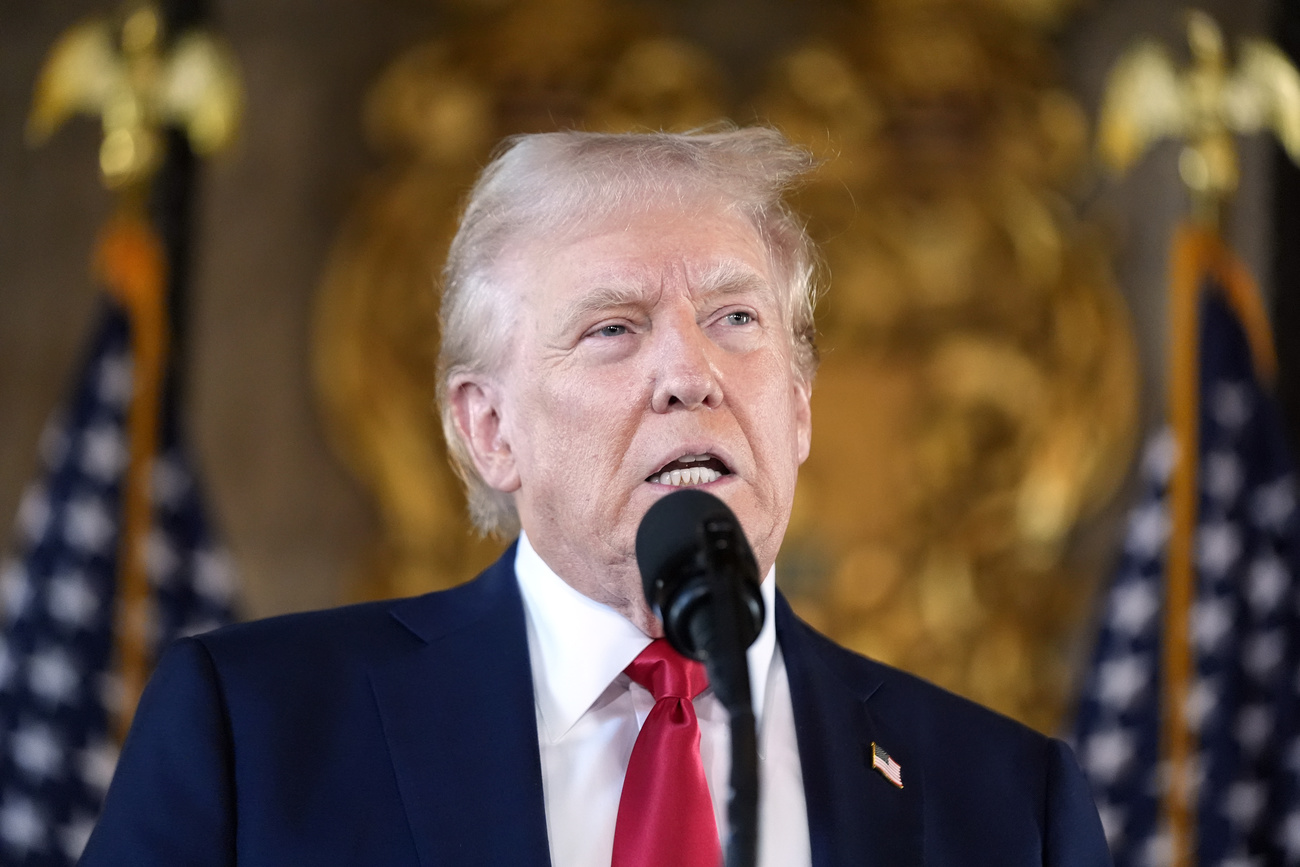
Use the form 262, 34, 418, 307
636, 489, 738, 593
636, 489, 763, 660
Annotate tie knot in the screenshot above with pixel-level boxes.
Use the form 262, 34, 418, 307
625, 639, 709, 701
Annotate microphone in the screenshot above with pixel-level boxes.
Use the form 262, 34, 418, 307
636, 488, 763, 867
636, 488, 765, 665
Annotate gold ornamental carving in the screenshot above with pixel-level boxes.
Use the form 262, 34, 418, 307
312, 0, 1141, 731
765, 0, 1139, 732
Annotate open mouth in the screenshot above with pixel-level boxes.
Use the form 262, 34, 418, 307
646, 453, 732, 487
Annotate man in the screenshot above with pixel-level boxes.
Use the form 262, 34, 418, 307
80, 128, 1111, 866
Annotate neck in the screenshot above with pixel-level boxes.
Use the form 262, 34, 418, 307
521, 531, 666, 638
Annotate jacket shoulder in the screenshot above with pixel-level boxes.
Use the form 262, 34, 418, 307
780, 597, 1046, 747
187, 545, 519, 678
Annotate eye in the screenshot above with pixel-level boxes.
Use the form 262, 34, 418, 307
725, 311, 753, 325
595, 323, 628, 337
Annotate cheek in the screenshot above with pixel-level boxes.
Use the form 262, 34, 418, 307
529, 374, 638, 468
750, 369, 806, 447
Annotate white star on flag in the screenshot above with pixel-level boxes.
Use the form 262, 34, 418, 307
47, 571, 101, 632
12, 722, 64, 780
94, 355, 132, 408
17, 487, 51, 546
1141, 429, 1179, 483
1127, 501, 1171, 559
1198, 520, 1243, 578
1278, 810, 1300, 858
1222, 780, 1269, 828
1083, 728, 1136, 785
1111, 581, 1161, 636
1243, 632, 1285, 681
1138, 830, 1173, 867
1252, 479, 1297, 531
1184, 676, 1219, 731
145, 529, 180, 588
1192, 597, 1234, 652
76, 740, 118, 797
78, 424, 127, 483
150, 456, 192, 509
1210, 382, 1251, 429
1235, 704, 1276, 754
1204, 451, 1245, 503
195, 550, 236, 604
27, 647, 81, 706
0, 794, 46, 855
1097, 655, 1152, 711
63, 497, 114, 554
0, 563, 33, 622
1247, 554, 1288, 612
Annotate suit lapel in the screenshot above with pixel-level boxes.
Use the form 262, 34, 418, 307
370, 546, 552, 867
367, 553, 918, 867
777, 594, 924, 867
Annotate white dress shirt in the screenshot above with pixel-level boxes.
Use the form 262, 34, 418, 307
514, 532, 812, 867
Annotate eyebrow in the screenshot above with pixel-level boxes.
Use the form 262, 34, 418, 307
553, 259, 772, 336
693, 259, 771, 301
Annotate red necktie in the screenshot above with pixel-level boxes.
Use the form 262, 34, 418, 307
611, 639, 721, 867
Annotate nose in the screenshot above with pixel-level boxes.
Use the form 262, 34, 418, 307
649, 313, 723, 413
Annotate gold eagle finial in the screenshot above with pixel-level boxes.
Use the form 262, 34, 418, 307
1098, 9, 1300, 224
27, 1, 243, 189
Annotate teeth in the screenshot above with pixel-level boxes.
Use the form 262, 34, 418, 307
651, 466, 722, 487
678, 453, 709, 463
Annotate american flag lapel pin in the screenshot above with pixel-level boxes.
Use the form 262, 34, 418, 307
871, 742, 903, 788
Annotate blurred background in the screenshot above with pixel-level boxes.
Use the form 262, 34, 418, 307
0, 0, 1293, 740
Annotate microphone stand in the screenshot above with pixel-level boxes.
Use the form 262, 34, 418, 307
690, 519, 760, 867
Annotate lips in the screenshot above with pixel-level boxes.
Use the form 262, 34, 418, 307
646, 452, 732, 487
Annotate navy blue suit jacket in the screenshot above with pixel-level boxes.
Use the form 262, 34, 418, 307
80, 545, 1111, 866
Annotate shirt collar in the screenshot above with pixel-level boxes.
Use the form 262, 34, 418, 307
514, 530, 778, 741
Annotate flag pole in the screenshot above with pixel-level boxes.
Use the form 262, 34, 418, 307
110, 0, 208, 742
151, 0, 207, 427
95, 208, 169, 744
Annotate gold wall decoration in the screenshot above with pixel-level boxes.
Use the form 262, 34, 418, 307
764, 0, 1140, 732
313, 0, 1141, 732
312, 0, 727, 600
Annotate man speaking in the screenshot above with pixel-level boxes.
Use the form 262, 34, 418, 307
80, 127, 1111, 866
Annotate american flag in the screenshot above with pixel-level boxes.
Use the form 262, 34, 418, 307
0, 301, 237, 867
1071, 281, 1300, 865
872, 742, 904, 788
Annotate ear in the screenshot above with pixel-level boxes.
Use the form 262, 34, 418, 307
449, 376, 521, 493
794, 377, 813, 465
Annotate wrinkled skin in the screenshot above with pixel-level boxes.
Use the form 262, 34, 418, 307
450, 204, 812, 635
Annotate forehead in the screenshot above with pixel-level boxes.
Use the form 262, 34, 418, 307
509, 202, 775, 308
